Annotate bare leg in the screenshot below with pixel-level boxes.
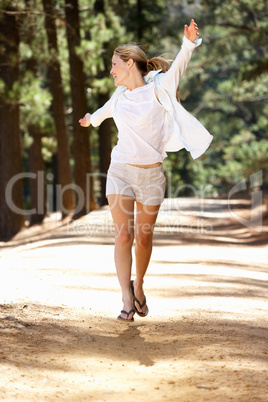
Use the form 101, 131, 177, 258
107, 194, 135, 320
133, 202, 160, 314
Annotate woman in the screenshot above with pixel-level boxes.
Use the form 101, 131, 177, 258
79, 19, 213, 321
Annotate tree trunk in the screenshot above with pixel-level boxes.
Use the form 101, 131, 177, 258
94, 0, 113, 205
65, 0, 96, 217
137, 0, 143, 40
42, 0, 75, 217
98, 93, 112, 205
23, 2, 46, 226
0, 7, 24, 240
28, 129, 47, 226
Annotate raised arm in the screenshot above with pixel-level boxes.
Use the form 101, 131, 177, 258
156, 19, 201, 94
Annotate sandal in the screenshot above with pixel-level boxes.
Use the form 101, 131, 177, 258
130, 280, 149, 317
117, 309, 135, 321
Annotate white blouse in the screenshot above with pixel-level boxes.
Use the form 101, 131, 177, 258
111, 81, 167, 164
90, 36, 213, 162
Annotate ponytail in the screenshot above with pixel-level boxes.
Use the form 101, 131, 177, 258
147, 56, 171, 73
147, 56, 180, 102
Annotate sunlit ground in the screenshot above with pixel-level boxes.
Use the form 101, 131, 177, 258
0, 198, 267, 401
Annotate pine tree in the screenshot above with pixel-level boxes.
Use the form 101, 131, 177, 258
0, 5, 24, 240
65, 0, 96, 217
42, 0, 75, 216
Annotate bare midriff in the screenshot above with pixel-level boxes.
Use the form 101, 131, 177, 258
128, 162, 162, 169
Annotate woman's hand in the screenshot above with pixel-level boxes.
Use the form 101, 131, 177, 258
79, 113, 91, 127
184, 19, 199, 42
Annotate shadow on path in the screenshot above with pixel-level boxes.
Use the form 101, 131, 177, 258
1, 303, 267, 371
1, 199, 267, 252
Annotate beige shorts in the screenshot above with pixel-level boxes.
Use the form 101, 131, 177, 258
106, 162, 166, 206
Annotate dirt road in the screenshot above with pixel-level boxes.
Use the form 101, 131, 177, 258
0, 199, 267, 401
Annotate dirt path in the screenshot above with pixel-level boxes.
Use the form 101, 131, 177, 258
0, 199, 267, 401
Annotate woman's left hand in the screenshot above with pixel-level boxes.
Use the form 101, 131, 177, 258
79, 113, 91, 127
184, 19, 199, 42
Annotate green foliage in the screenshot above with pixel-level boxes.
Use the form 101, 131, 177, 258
1, 0, 267, 202
20, 72, 54, 133
41, 136, 57, 163
17, 0, 57, 148
0, 79, 21, 104
162, 0, 268, 196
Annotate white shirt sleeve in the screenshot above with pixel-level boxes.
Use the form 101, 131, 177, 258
90, 86, 127, 127
157, 36, 202, 94
90, 96, 113, 127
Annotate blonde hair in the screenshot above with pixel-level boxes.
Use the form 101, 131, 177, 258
114, 44, 180, 102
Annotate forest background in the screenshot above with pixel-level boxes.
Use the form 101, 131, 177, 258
0, 0, 267, 240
